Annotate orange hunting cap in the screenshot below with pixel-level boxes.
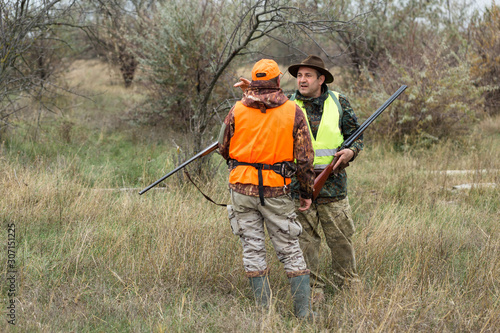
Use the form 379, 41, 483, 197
251, 59, 282, 81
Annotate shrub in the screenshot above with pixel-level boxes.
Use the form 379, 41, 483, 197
344, 39, 482, 147
470, 4, 500, 116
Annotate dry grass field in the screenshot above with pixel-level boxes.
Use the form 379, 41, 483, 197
1, 60, 499, 332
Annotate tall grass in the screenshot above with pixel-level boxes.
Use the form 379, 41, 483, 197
1, 60, 499, 332
2, 123, 499, 332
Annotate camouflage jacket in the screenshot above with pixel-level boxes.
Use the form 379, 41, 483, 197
289, 85, 364, 204
218, 80, 315, 199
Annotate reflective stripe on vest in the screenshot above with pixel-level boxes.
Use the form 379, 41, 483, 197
229, 100, 296, 187
293, 91, 344, 169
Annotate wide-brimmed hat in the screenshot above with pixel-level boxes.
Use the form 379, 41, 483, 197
288, 55, 334, 83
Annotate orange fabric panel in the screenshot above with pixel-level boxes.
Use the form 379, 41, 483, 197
229, 101, 295, 187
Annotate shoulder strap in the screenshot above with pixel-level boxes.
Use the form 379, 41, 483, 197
328, 90, 343, 130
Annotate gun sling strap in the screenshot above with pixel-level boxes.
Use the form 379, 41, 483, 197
183, 170, 228, 207
183, 160, 295, 207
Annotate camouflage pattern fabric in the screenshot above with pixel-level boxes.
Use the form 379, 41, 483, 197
295, 197, 359, 288
228, 190, 309, 276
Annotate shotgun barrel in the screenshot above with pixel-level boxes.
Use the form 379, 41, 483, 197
312, 85, 408, 200
139, 142, 218, 195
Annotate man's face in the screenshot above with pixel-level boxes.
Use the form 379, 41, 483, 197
296, 66, 325, 98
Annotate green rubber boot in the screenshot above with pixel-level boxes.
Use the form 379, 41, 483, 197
249, 276, 271, 308
290, 274, 314, 320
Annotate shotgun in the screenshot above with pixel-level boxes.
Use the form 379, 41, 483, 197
313, 85, 408, 200
139, 142, 218, 195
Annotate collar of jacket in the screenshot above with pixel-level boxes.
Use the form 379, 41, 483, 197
294, 86, 329, 107
242, 80, 288, 111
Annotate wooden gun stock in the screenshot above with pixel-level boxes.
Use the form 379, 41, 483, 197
312, 85, 408, 201
312, 154, 341, 200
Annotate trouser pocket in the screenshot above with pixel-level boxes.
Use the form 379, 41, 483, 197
287, 212, 303, 237
227, 205, 243, 236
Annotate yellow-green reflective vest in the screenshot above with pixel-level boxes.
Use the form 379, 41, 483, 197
292, 91, 344, 169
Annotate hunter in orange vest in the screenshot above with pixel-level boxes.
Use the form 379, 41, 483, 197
228, 98, 296, 189
218, 59, 316, 319
288, 55, 363, 303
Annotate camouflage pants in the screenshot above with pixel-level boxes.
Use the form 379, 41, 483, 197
228, 190, 308, 276
295, 197, 358, 289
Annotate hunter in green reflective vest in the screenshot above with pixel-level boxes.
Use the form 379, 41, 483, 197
287, 55, 363, 298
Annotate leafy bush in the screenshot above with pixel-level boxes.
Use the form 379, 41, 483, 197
344, 39, 482, 147
132, 0, 230, 132
329, 0, 473, 77
329, 0, 483, 147
470, 4, 500, 116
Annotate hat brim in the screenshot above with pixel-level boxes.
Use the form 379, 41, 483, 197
288, 64, 334, 84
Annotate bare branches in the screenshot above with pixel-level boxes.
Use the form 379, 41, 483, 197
0, 0, 80, 134
132, 0, 353, 153
203, 0, 350, 108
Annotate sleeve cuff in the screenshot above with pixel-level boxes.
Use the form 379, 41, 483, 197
299, 190, 312, 200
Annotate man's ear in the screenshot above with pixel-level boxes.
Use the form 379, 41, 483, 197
277, 76, 281, 87
319, 75, 325, 85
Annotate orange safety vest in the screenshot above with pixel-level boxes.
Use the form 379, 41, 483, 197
229, 100, 296, 188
